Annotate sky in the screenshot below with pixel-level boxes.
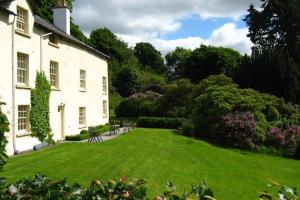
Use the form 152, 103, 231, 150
72, 0, 262, 55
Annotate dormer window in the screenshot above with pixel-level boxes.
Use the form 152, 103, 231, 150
16, 7, 28, 33
49, 34, 58, 45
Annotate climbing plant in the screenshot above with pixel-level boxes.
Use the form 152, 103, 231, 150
30, 72, 53, 143
0, 101, 9, 171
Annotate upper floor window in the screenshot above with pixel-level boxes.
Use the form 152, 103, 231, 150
79, 107, 86, 126
16, 7, 28, 33
102, 76, 107, 94
80, 70, 86, 90
18, 105, 30, 131
17, 52, 29, 85
49, 34, 58, 45
50, 61, 59, 88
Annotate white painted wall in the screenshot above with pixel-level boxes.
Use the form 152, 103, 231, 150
0, 0, 109, 155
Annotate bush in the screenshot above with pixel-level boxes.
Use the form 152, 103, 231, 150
65, 133, 89, 141
137, 117, 185, 129
265, 127, 285, 149
94, 124, 109, 134
0, 101, 9, 170
218, 112, 259, 149
80, 129, 88, 135
283, 126, 300, 157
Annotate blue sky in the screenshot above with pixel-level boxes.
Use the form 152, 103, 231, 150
161, 17, 247, 40
72, 0, 261, 54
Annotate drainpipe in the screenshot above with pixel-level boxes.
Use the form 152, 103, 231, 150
40, 32, 52, 71
10, 13, 17, 154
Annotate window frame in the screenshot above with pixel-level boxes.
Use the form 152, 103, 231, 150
17, 52, 29, 85
80, 70, 86, 91
79, 107, 86, 126
16, 6, 28, 33
103, 100, 108, 118
102, 76, 107, 94
18, 105, 30, 131
50, 61, 59, 88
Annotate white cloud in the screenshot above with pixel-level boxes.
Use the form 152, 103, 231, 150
72, 0, 259, 54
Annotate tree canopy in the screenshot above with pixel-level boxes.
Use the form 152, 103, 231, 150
134, 42, 166, 73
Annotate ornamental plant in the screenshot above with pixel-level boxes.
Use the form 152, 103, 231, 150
30, 72, 53, 143
0, 101, 9, 171
283, 126, 300, 157
218, 112, 258, 149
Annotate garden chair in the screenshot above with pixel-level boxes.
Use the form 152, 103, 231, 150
88, 126, 103, 142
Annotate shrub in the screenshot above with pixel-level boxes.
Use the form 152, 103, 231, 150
218, 112, 259, 149
94, 124, 109, 134
80, 129, 88, 135
0, 101, 9, 170
137, 117, 185, 129
265, 127, 285, 149
65, 133, 89, 141
283, 126, 300, 157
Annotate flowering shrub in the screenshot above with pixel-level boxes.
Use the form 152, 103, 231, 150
283, 126, 300, 157
265, 127, 285, 148
218, 112, 259, 149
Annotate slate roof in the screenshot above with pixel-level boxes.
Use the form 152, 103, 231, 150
0, 0, 109, 60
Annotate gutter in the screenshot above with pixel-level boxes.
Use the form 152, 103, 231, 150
9, 10, 17, 154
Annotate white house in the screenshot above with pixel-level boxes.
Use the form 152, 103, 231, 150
0, 0, 109, 155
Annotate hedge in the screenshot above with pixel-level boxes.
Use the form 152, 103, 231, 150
66, 124, 109, 141
136, 117, 185, 129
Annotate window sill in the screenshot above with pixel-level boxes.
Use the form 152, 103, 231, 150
51, 87, 61, 91
79, 89, 86, 93
16, 132, 32, 138
79, 126, 87, 129
15, 30, 31, 38
16, 85, 31, 90
48, 42, 59, 48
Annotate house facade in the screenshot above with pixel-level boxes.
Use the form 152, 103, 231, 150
0, 0, 109, 155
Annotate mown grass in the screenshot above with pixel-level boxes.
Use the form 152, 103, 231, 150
1, 128, 300, 199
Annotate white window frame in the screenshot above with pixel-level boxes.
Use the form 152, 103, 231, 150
102, 76, 107, 94
80, 70, 86, 91
18, 105, 30, 131
17, 52, 29, 85
16, 6, 28, 33
103, 100, 108, 118
79, 107, 86, 126
50, 61, 59, 88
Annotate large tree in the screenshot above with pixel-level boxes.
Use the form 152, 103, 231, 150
244, 0, 300, 60
165, 47, 192, 82
241, 0, 300, 102
183, 45, 242, 83
134, 42, 166, 73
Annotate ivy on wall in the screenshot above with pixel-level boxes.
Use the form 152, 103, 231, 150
0, 101, 9, 170
30, 72, 53, 143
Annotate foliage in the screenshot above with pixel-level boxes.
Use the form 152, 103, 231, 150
183, 45, 242, 83
259, 181, 299, 200
80, 129, 88, 135
265, 127, 285, 149
218, 112, 259, 149
115, 92, 161, 118
30, 72, 53, 143
113, 66, 140, 97
244, 0, 300, 59
134, 42, 166, 73
165, 47, 192, 82
237, 49, 300, 102
157, 79, 195, 118
283, 126, 300, 158
0, 101, 9, 171
34, 0, 88, 43
65, 134, 87, 141
136, 117, 185, 129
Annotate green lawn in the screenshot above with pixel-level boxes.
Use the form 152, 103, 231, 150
1, 128, 300, 199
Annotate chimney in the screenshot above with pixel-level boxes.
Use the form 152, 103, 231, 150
52, 0, 70, 34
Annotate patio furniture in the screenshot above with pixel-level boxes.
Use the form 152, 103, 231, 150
88, 126, 103, 142
109, 121, 120, 135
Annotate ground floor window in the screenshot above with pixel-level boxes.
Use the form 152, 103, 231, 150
18, 105, 29, 131
103, 101, 108, 118
79, 107, 86, 126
